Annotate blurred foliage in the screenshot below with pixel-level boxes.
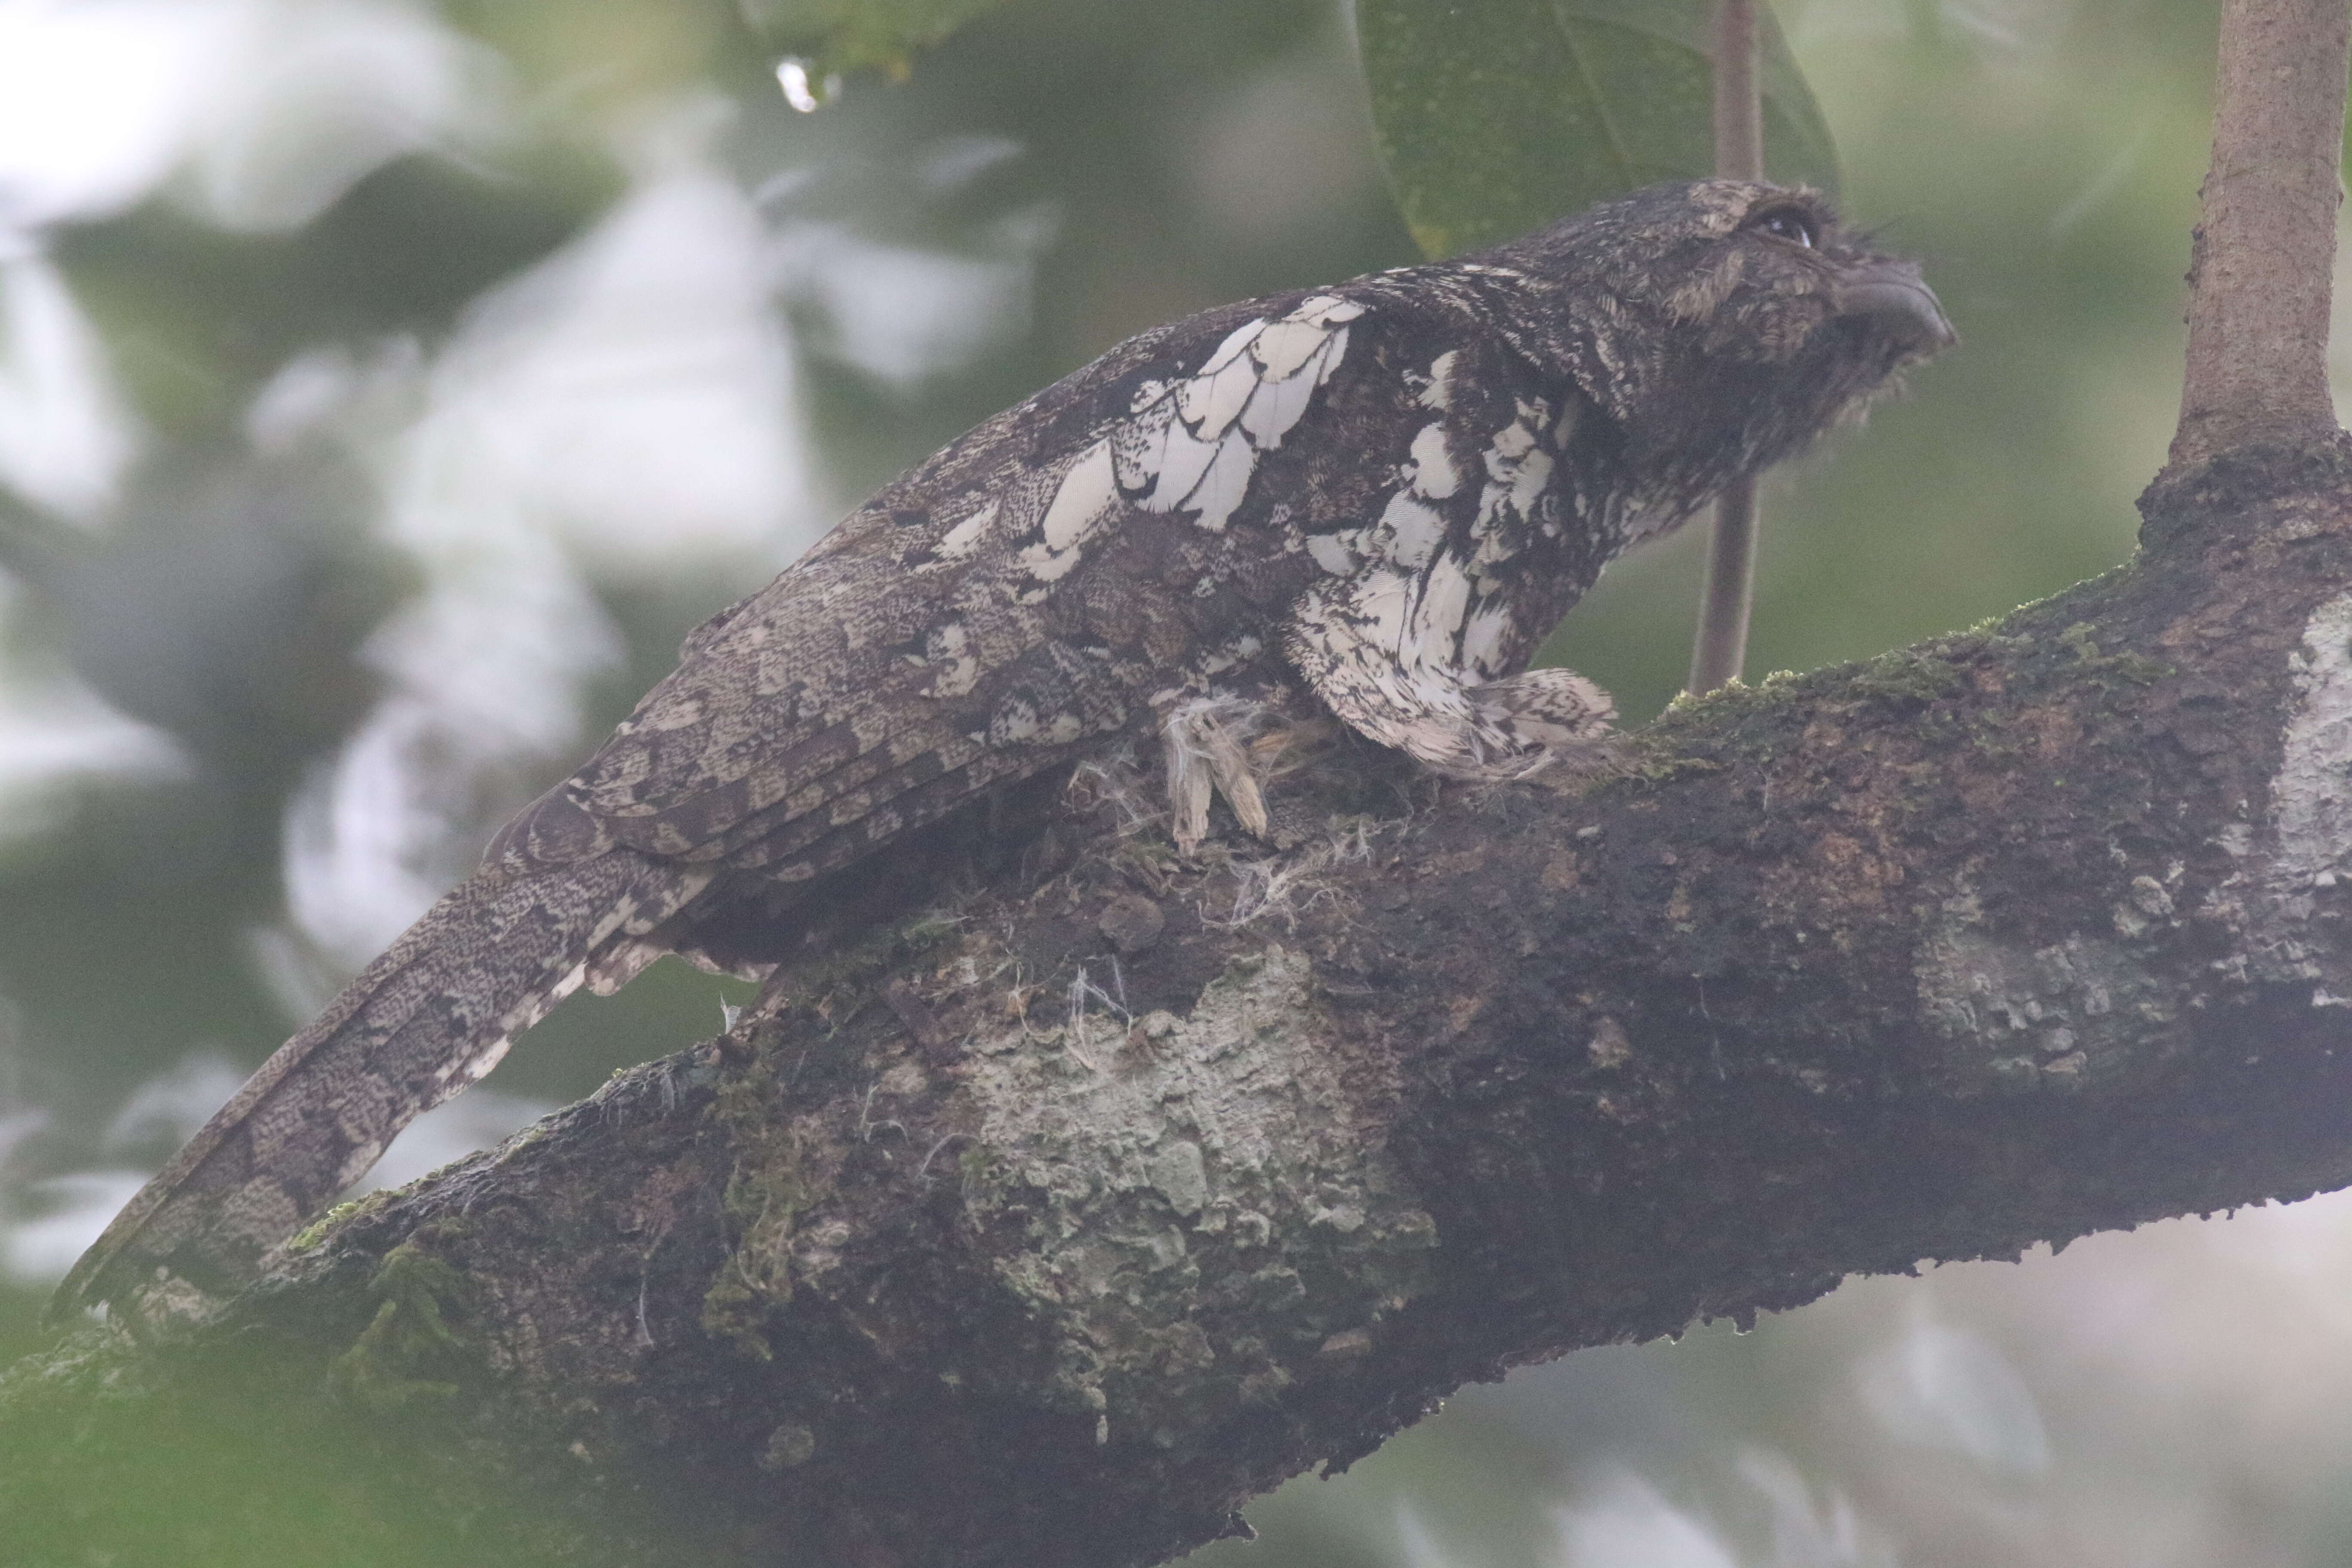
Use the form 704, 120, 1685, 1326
54, 151, 619, 441
439, 0, 781, 109
1357, 0, 1839, 257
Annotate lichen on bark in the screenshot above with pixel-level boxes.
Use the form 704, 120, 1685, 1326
954, 943, 1440, 1441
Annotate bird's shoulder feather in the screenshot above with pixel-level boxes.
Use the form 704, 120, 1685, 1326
485, 282, 1501, 878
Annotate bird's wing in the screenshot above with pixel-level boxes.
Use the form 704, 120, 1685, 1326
48, 288, 1387, 1320
489, 290, 1381, 884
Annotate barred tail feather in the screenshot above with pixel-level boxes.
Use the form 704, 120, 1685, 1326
48, 851, 708, 1321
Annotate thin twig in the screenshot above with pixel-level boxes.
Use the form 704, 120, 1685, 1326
1710, 0, 1762, 181
1688, 471, 1759, 692
1689, 0, 1765, 695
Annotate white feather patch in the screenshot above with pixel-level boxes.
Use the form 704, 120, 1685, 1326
1408, 556, 1475, 655
1407, 422, 1459, 498
932, 500, 999, 563
1348, 569, 1415, 652
1419, 350, 1458, 410
1377, 491, 1448, 572
1306, 531, 1357, 575
1290, 294, 1366, 328
1185, 428, 1258, 533
1022, 440, 1122, 580
1148, 417, 1225, 508
1128, 294, 1361, 527
1178, 350, 1261, 435
1198, 319, 1268, 375
1459, 599, 1517, 678
1041, 439, 1119, 553
1238, 360, 1319, 446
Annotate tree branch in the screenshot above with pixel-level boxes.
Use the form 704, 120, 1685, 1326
2166, 0, 2350, 473
13, 448, 2352, 1566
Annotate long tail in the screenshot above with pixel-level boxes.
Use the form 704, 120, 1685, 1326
48, 850, 709, 1321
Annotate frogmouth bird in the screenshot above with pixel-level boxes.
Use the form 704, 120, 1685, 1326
55, 178, 1952, 1321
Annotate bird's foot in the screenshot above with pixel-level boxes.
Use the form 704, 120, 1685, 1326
1161, 695, 1274, 853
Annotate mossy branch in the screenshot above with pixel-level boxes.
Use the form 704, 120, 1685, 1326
13, 448, 2352, 1567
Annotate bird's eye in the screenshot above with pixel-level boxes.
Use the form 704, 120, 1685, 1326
1746, 206, 1819, 248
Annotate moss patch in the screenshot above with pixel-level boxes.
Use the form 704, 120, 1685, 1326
700, 1057, 810, 1363
326, 1226, 479, 1411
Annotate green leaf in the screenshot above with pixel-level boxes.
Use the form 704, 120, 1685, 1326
1357, 0, 1841, 259
736, 0, 1017, 78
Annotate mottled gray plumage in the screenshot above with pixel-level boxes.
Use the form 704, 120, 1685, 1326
55, 179, 1950, 1320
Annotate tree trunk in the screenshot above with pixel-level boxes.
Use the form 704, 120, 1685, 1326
11, 442, 2352, 1567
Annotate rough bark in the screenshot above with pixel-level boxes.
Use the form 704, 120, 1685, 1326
2167, 0, 2349, 472
11, 439, 2352, 1566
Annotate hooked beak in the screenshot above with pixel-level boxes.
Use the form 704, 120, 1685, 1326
1833, 258, 1957, 353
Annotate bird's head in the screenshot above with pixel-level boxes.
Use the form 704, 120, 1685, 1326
1493, 179, 1954, 511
